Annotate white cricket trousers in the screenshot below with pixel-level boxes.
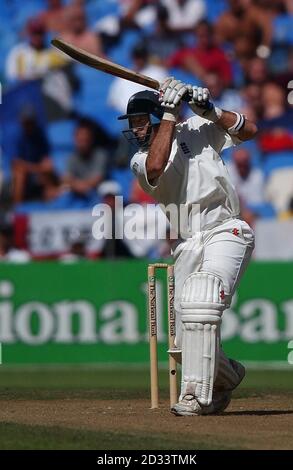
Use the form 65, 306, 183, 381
172, 218, 255, 349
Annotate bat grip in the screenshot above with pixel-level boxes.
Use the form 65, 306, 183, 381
181, 89, 211, 103
182, 89, 192, 102
181, 90, 214, 112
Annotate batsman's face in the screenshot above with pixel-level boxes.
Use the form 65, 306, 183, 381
129, 115, 151, 140
123, 114, 154, 151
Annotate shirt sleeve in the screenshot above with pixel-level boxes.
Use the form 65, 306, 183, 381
208, 122, 243, 151
222, 131, 243, 150
130, 151, 160, 194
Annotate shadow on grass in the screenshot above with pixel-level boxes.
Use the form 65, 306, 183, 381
225, 409, 293, 417
0, 422, 232, 450
0, 388, 153, 401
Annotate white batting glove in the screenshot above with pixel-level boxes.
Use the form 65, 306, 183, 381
187, 85, 222, 122
159, 77, 188, 122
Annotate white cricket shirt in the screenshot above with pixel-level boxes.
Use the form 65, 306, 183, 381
130, 115, 241, 236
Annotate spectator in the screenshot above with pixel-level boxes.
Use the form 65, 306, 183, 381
12, 109, 60, 204
1, 0, 293, 262
265, 168, 293, 214
216, 0, 285, 60
108, 43, 167, 114
37, 0, 67, 34
0, 171, 12, 213
59, 235, 88, 262
112, 135, 133, 169
5, 18, 67, 81
167, 20, 233, 86
216, 0, 259, 61
244, 57, 269, 86
0, 225, 30, 263
284, 0, 293, 14
120, 0, 157, 31
227, 148, 266, 227
279, 197, 293, 220
64, 121, 107, 202
242, 84, 263, 120
258, 82, 293, 153
274, 48, 293, 89
144, 5, 184, 61
201, 72, 244, 112
245, 0, 286, 57
227, 148, 266, 207
60, 4, 104, 56
261, 82, 290, 120
159, 0, 206, 34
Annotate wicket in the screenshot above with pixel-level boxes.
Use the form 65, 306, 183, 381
147, 263, 178, 409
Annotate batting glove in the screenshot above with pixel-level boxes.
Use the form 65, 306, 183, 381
159, 77, 188, 122
187, 85, 222, 122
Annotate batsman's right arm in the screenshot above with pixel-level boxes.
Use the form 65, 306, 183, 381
146, 120, 176, 182
146, 78, 188, 182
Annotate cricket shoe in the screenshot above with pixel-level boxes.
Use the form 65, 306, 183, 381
171, 394, 203, 416
171, 360, 245, 416
171, 391, 232, 416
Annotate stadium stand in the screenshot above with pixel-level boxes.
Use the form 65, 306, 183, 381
1, 0, 293, 259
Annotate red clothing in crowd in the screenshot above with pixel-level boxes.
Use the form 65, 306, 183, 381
168, 46, 233, 85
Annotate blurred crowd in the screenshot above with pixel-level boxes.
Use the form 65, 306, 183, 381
0, 0, 293, 261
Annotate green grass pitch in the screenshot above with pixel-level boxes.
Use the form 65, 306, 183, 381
0, 367, 292, 450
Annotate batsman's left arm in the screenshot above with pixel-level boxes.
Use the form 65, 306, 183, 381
214, 110, 258, 142
187, 85, 258, 142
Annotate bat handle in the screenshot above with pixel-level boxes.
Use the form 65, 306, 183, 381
182, 89, 192, 102
181, 89, 213, 107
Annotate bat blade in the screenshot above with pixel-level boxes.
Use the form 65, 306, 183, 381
51, 38, 160, 90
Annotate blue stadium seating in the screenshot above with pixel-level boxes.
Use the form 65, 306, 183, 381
247, 202, 276, 218
269, 46, 291, 74
1, 152, 12, 180
0, 26, 18, 79
47, 119, 75, 151
263, 151, 293, 177
47, 120, 76, 175
72, 63, 121, 136
85, 0, 121, 28
205, 0, 228, 23
15, 190, 101, 213
110, 167, 134, 203
109, 30, 142, 67
273, 15, 293, 45
9, 0, 45, 32
221, 140, 262, 168
51, 149, 71, 176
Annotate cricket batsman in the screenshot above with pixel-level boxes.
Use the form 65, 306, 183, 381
118, 78, 257, 416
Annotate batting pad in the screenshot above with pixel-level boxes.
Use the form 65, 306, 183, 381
214, 350, 245, 391
180, 272, 226, 406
